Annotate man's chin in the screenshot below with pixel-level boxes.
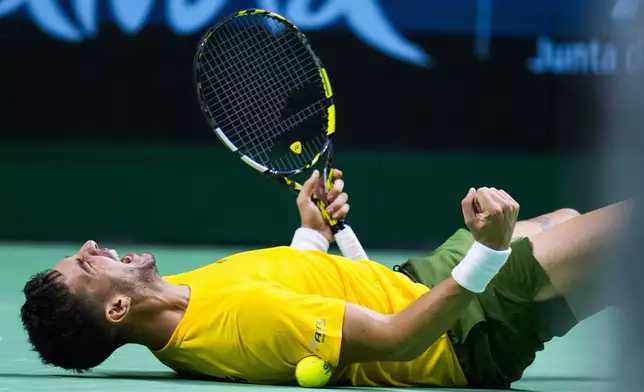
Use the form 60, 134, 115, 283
132, 253, 160, 281
125, 252, 155, 268
138, 254, 159, 274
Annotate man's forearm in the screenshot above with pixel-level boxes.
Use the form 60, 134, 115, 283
340, 188, 520, 365
290, 227, 329, 252
335, 226, 369, 260
384, 242, 511, 361
290, 225, 370, 261
387, 277, 475, 361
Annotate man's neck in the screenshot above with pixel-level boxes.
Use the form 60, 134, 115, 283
126, 280, 191, 350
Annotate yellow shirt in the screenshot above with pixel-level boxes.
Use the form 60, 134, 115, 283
152, 247, 467, 387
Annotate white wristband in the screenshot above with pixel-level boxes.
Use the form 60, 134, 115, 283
451, 241, 512, 293
335, 226, 369, 260
290, 227, 330, 253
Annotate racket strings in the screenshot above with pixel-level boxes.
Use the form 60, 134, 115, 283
202, 36, 306, 165
203, 26, 316, 162
201, 24, 287, 152
198, 14, 328, 172
205, 31, 314, 165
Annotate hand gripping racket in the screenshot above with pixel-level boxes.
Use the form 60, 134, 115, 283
194, 9, 345, 233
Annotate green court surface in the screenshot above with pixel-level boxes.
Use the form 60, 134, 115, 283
0, 243, 618, 392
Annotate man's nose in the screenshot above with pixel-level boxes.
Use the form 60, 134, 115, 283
81, 240, 99, 255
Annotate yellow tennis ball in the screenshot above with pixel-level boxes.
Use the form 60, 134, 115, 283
295, 356, 333, 388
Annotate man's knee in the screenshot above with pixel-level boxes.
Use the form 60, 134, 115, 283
529, 208, 581, 230
513, 208, 581, 239
554, 208, 581, 220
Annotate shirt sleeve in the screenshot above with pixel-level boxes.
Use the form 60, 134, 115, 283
237, 286, 345, 368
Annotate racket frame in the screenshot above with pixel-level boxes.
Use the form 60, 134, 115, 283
193, 8, 345, 233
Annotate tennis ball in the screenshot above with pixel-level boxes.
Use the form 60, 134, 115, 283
295, 356, 333, 388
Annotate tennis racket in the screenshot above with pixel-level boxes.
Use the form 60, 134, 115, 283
194, 9, 344, 233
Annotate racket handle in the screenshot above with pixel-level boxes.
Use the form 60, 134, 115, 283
335, 226, 369, 261
315, 163, 346, 233
313, 197, 346, 233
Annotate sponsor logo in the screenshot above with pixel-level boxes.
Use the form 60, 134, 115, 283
310, 318, 326, 349
0, 0, 431, 67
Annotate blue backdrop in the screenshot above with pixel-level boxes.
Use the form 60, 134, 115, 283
0, 0, 635, 67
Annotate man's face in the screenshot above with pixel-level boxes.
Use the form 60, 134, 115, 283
54, 241, 159, 305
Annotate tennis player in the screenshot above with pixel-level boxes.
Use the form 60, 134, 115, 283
20, 170, 628, 389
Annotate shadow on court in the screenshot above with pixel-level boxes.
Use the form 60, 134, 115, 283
0, 371, 177, 380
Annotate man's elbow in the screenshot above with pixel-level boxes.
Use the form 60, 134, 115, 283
376, 316, 438, 362
366, 317, 426, 362
382, 335, 426, 362
341, 303, 429, 364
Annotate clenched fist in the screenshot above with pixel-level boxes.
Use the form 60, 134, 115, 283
461, 187, 520, 250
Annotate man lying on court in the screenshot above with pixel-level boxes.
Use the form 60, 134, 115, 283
21, 170, 627, 389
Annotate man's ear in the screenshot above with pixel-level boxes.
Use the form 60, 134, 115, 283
105, 295, 132, 324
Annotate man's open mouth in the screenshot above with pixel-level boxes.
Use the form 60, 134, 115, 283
97, 247, 133, 264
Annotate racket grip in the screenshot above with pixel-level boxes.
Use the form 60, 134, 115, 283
313, 196, 345, 233
335, 226, 369, 261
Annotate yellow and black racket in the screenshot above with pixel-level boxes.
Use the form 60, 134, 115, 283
194, 9, 344, 233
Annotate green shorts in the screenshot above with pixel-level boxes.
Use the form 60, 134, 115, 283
396, 229, 578, 389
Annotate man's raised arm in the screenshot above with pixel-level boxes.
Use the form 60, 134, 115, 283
339, 187, 520, 364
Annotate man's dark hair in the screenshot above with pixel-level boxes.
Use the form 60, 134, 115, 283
20, 270, 119, 372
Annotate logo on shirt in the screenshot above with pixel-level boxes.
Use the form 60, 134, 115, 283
310, 319, 327, 349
